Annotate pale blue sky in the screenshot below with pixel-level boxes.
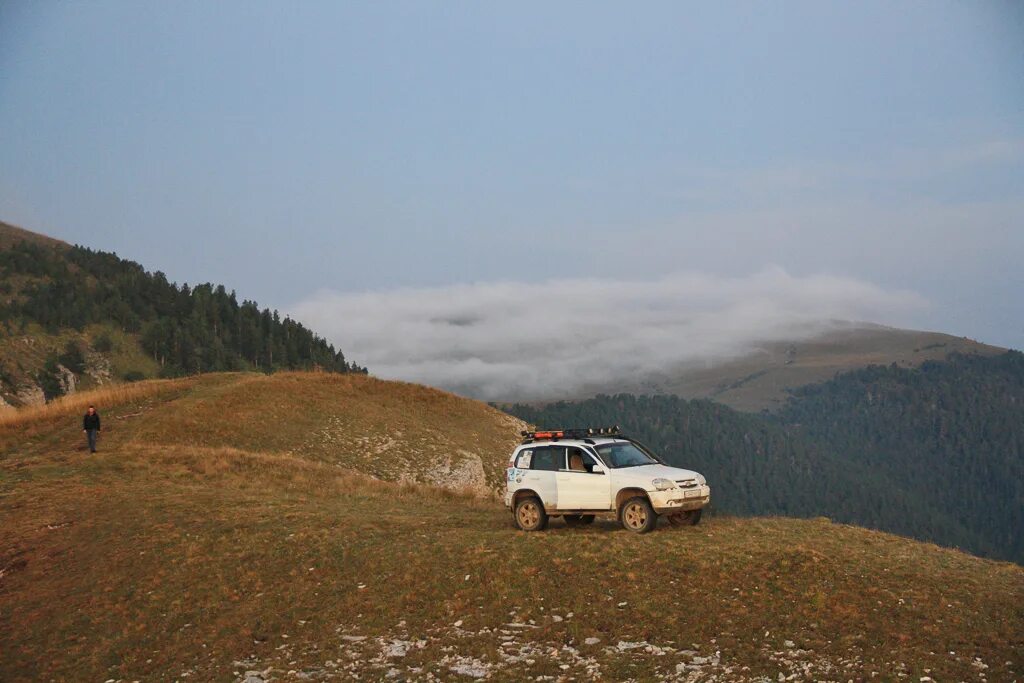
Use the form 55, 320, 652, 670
1, 1, 1022, 351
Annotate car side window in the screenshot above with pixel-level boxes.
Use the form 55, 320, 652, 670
516, 449, 533, 469
566, 447, 596, 473
532, 446, 565, 472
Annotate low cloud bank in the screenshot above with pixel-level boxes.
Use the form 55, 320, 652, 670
291, 268, 926, 401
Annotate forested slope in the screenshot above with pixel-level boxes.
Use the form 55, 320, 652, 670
779, 352, 1024, 564
506, 352, 1024, 563
0, 222, 363, 404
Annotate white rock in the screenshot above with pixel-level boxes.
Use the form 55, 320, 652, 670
449, 661, 489, 678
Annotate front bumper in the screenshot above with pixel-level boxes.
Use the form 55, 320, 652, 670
649, 485, 710, 514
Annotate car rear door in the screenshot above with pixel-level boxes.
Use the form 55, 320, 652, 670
556, 447, 612, 510
520, 446, 561, 509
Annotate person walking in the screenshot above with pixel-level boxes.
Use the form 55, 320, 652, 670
83, 405, 101, 453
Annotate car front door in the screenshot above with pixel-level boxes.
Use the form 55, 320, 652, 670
556, 447, 612, 510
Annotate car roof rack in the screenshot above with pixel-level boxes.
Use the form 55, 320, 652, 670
520, 426, 623, 444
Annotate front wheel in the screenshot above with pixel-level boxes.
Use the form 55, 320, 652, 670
666, 509, 702, 527
620, 497, 657, 534
514, 497, 549, 531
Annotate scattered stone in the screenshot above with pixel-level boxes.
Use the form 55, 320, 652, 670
449, 657, 489, 679
584, 637, 601, 646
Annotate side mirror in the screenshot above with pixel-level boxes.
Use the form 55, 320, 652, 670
591, 463, 606, 475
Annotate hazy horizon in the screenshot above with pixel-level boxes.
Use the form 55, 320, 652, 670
2, 2, 1021, 382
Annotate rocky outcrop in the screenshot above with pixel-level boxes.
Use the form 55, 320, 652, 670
419, 451, 489, 493
84, 350, 112, 385
55, 364, 77, 396
14, 383, 45, 407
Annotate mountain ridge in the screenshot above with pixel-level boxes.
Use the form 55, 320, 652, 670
568, 322, 1006, 412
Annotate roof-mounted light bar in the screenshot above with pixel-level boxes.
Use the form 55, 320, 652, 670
520, 426, 622, 442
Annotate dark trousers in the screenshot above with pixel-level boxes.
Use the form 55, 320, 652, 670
86, 429, 98, 452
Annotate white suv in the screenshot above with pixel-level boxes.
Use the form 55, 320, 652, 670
505, 427, 711, 533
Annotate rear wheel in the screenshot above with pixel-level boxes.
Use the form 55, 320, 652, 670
564, 514, 596, 527
514, 497, 549, 531
620, 496, 657, 534
666, 509, 703, 527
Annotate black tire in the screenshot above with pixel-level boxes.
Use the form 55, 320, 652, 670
666, 509, 703, 527
619, 496, 657, 534
564, 514, 596, 527
514, 497, 549, 532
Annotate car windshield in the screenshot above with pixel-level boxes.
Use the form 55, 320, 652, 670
595, 442, 659, 468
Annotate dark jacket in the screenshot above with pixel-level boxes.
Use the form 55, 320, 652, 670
83, 412, 101, 431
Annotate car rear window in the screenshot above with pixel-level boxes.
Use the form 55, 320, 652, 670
515, 449, 533, 468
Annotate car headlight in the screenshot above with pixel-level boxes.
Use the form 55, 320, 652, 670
652, 478, 676, 491
696, 474, 706, 486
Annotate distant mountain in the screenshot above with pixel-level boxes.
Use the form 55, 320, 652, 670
596, 322, 1005, 412
0, 220, 364, 406
505, 351, 1024, 564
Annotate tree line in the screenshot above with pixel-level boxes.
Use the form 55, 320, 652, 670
0, 240, 365, 380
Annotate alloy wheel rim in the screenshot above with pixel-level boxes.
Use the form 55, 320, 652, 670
624, 503, 647, 529
519, 503, 539, 527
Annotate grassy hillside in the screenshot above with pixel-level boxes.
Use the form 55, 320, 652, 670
507, 352, 1024, 564
0, 220, 67, 249
0, 372, 524, 492
609, 323, 1004, 412
1, 374, 1022, 681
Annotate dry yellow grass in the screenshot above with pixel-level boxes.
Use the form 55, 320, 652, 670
127, 442, 497, 505
1, 438, 1021, 682
0, 371, 525, 494
0, 370, 1021, 682
0, 377, 193, 430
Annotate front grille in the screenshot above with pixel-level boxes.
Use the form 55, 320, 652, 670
676, 479, 697, 488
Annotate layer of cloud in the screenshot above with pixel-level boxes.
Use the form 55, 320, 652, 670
291, 268, 927, 401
